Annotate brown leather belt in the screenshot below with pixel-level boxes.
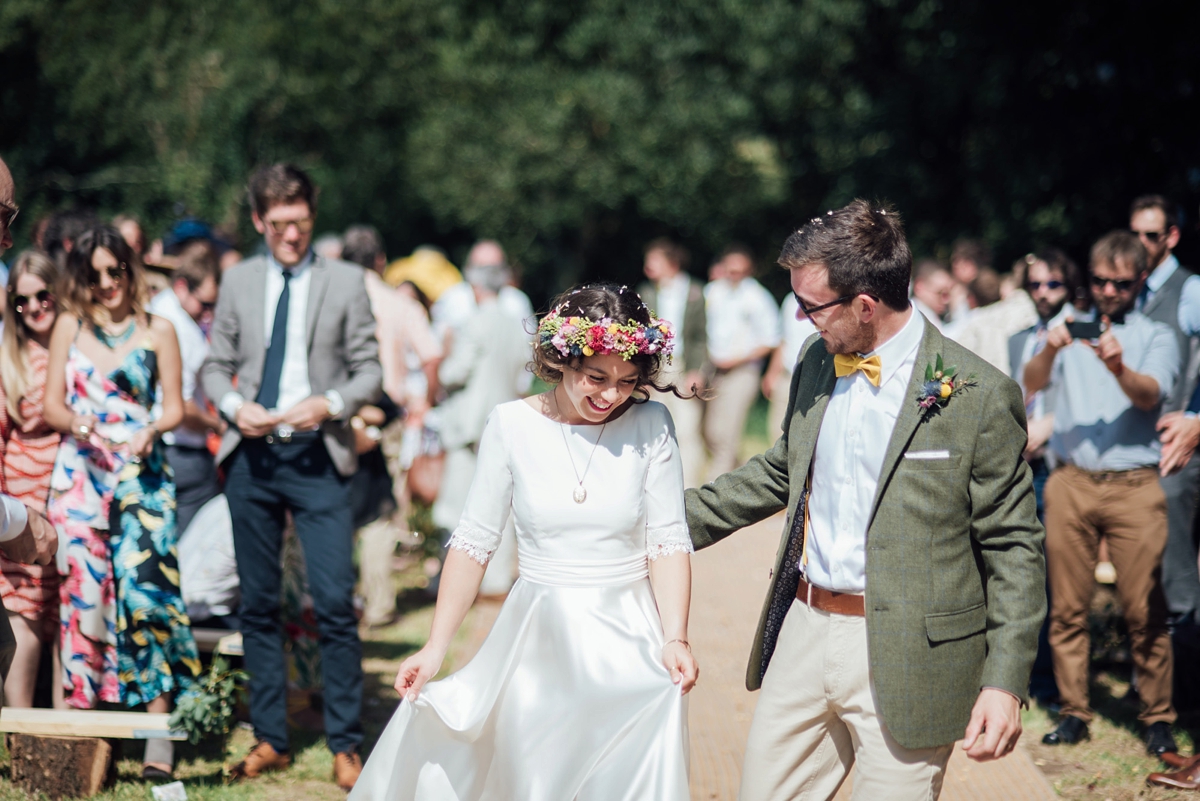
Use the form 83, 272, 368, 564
796, 576, 866, 617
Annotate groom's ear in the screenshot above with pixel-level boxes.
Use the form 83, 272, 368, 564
855, 293, 879, 322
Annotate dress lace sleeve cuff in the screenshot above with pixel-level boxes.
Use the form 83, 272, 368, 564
448, 523, 502, 566
646, 523, 694, 561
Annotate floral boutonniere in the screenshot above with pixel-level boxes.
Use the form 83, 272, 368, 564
917, 354, 977, 413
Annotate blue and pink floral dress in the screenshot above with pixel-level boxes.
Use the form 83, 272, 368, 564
47, 333, 200, 708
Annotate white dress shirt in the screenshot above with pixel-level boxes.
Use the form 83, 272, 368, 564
704, 277, 781, 364
803, 309, 925, 593
0, 494, 28, 543
219, 251, 334, 422
655, 273, 692, 364
150, 288, 210, 448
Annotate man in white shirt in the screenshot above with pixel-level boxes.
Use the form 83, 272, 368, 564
687, 200, 1044, 801
638, 238, 708, 487
910, 258, 954, 332
150, 244, 222, 534
762, 293, 818, 438
702, 245, 780, 480
201, 164, 381, 790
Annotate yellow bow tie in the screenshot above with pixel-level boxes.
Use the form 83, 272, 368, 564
833, 353, 882, 387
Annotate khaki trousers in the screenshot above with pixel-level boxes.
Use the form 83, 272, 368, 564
767, 369, 792, 442
653, 363, 707, 488
1044, 465, 1175, 725
705, 362, 763, 482
740, 599, 953, 801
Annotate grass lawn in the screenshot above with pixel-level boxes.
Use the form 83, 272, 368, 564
0, 554, 476, 801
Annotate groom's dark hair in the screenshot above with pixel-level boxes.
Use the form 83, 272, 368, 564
777, 199, 912, 311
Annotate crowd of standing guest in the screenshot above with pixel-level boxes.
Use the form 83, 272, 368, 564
5, 141, 1200, 792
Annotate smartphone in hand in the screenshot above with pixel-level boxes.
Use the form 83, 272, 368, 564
1065, 320, 1104, 340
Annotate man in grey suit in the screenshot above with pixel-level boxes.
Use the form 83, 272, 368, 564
432, 259, 530, 594
201, 164, 381, 790
687, 201, 1045, 800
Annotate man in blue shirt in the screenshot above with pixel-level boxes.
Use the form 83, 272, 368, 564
1025, 230, 1179, 756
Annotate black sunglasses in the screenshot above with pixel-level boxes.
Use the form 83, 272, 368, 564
794, 291, 861, 317
14, 289, 54, 313
1027, 280, 1065, 291
1090, 275, 1138, 292
88, 263, 129, 286
1131, 229, 1167, 243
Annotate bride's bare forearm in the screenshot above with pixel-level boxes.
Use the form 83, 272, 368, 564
648, 552, 692, 642
425, 549, 487, 656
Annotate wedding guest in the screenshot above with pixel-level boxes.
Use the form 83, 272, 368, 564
1025, 230, 1180, 756
42, 209, 100, 268
702, 244, 779, 481
952, 256, 1038, 376
432, 261, 530, 596
149, 240, 223, 534
200, 164, 381, 790
44, 224, 199, 779
638, 238, 707, 487
761, 292, 817, 438
0, 154, 61, 707
1007, 247, 1082, 706
911, 258, 954, 332
341, 224, 441, 626
1126, 196, 1200, 642
0, 251, 65, 708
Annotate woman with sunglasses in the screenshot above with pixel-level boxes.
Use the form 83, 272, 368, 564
43, 225, 200, 781
0, 249, 65, 708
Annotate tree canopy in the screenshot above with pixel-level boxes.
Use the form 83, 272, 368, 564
3, 0, 1198, 304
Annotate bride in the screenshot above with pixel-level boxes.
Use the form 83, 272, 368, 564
350, 283, 698, 800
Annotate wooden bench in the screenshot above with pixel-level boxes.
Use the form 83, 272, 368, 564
0, 709, 186, 798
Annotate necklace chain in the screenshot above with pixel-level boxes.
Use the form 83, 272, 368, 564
554, 390, 606, 503
92, 319, 137, 349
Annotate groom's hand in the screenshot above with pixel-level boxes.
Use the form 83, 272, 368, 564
962, 688, 1022, 761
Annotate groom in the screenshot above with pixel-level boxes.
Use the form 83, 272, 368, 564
687, 200, 1045, 800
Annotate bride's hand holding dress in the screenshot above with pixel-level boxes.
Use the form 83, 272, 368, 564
393, 548, 487, 701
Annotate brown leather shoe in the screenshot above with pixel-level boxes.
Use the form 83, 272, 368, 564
1147, 754, 1200, 790
227, 740, 291, 781
333, 751, 363, 791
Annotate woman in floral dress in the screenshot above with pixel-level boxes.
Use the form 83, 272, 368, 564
44, 225, 200, 780
0, 250, 64, 707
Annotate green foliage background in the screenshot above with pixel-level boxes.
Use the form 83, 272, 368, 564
2, 0, 1198, 304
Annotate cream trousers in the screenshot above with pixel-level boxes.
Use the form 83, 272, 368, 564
740, 599, 953, 801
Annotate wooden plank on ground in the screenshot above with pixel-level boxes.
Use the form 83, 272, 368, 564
0, 708, 186, 740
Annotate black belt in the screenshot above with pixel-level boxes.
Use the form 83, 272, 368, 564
262, 428, 321, 446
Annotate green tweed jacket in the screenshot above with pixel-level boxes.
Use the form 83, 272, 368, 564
685, 320, 1046, 749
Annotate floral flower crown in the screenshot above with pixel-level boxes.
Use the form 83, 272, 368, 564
537, 306, 675, 362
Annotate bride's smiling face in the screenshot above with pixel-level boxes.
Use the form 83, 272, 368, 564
556, 353, 640, 424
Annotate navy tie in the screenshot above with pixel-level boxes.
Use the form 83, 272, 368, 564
255, 269, 292, 409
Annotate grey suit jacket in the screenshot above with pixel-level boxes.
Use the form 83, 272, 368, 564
200, 254, 382, 476
438, 299, 531, 450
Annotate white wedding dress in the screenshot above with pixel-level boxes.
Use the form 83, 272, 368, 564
350, 399, 693, 801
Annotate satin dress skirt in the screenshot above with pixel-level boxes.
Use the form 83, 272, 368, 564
350, 552, 690, 800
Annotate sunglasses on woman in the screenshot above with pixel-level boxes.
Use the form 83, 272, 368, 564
88, 263, 129, 286
14, 289, 54, 313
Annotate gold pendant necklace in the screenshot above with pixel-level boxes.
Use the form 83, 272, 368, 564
554, 391, 606, 504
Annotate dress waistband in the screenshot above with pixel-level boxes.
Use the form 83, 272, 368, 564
518, 551, 649, 587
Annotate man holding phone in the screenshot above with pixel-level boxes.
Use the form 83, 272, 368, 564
1024, 230, 1181, 755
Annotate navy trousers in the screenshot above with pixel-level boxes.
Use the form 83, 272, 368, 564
224, 437, 362, 754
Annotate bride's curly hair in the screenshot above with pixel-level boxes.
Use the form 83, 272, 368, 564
530, 282, 696, 399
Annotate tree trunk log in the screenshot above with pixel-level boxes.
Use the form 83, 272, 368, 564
6, 733, 115, 799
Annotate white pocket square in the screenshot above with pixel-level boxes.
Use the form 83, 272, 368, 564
904, 450, 951, 460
